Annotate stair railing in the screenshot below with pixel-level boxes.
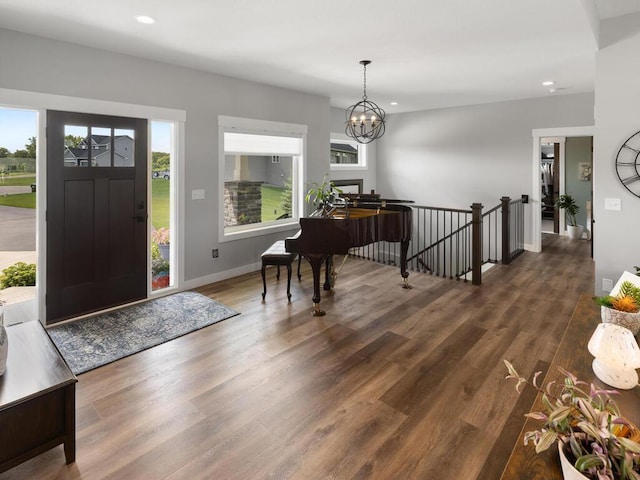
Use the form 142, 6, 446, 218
348, 196, 525, 285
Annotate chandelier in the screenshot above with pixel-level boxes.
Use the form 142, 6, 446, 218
345, 60, 386, 144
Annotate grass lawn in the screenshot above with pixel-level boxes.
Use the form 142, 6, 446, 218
262, 185, 286, 221
0, 193, 35, 208
0, 175, 36, 186
151, 178, 170, 229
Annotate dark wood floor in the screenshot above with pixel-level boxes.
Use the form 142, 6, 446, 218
1, 234, 593, 480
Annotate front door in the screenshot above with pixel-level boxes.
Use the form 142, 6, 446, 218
46, 111, 148, 324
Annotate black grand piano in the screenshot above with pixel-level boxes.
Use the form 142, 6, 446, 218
285, 195, 412, 316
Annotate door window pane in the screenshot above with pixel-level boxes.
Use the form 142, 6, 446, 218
64, 125, 88, 167
114, 128, 135, 167
91, 126, 112, 167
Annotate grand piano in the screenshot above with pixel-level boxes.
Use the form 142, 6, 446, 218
285, 195, 412, 316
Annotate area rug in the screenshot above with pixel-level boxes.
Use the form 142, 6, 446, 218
48, 291, 239, 375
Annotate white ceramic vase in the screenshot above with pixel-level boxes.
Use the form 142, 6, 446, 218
601, 305, 640, 335
558, 442, 589, 480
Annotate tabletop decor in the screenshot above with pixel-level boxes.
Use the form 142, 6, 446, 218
594, 277, 640, 334
587, 322, 640, 389
504, 359, 640, 480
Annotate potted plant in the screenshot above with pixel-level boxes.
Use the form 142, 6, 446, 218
151, 242, 170, 289
555, 194, 584, 240
555, 193, 584, 240
594, 281, 640, 334
152, 227, 170, 260
305, 174, 342, 217
504, 360, 640, 480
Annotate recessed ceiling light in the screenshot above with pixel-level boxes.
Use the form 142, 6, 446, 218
390, 101, 398, 106
542, 81, 555, 86
135, 15, 156, 24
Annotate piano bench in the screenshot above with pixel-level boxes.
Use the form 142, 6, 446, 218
261, 240, 301, 302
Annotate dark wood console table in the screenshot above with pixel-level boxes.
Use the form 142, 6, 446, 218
0, 321, 77, 472
501, 294, 640, 479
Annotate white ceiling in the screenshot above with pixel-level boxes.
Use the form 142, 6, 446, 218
1, 0, 639, 113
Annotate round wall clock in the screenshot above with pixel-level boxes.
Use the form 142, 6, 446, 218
616, 130, 640, 198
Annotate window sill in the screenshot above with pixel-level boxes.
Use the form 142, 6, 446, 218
330, 164, 368, 171
220, 220, 300, 243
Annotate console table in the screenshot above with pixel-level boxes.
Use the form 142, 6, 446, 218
0, 321, 77, 472
501, 294, 640, 479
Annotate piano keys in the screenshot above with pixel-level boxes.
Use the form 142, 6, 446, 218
285, 202, 412, 316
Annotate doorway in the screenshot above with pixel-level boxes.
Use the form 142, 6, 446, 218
0, 108, 37, 325
540, 141, 560, 234
46, 111, 148, 324
531, 126, 595, 253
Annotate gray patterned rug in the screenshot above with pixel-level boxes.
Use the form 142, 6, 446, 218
48, 291, 239, 375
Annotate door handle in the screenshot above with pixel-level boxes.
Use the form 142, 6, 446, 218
132, 214, 147, 223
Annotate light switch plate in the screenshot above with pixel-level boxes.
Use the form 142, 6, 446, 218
604, 198, 621, 211
192, 189, 205, 200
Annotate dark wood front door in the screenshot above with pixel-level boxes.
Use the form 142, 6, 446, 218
46, 111, 148, 324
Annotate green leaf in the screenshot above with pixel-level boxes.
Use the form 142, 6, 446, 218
577, 421, 602, 439
618, 437, 640, 454
535, 430, 557, 453
574, 454, 605, 471
524, 412, 547, 421
548, 406, 572, 424
575, 397, 597, 423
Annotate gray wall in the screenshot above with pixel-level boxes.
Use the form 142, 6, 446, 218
593, 13, 640, 294
375, 93, 595, 245
0, 27, 330, 283
565, 137, 592, 228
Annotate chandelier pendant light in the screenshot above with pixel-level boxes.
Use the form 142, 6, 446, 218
345, 60, 386, 144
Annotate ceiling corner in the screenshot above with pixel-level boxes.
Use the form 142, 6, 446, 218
579, 0, 601, 48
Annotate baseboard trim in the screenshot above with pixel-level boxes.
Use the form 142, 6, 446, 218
182, 262, 261, 291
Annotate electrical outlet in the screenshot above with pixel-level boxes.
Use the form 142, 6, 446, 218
212, 249, 219, 259
602, 278, 613, 292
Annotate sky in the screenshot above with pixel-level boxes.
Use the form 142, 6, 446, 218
0, 108, 36, 152
0, 108, 172, 153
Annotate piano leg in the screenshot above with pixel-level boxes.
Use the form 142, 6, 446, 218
323, 255, 333, 291
400, 238, 412, 289
302, 253, 329, 316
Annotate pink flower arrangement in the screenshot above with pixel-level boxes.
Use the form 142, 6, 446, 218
152, 227, 170, 245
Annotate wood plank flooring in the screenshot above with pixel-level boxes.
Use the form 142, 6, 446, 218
0, 234, 593, 480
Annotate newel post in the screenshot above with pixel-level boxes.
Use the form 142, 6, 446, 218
501, 196, 511, 265
471, 202, 483, 286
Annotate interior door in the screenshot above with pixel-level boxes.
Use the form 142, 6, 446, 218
46, 111, 148, 324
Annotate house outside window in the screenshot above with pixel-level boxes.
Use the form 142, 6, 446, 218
330, 135, 366, 170
218, 116, 306, 242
